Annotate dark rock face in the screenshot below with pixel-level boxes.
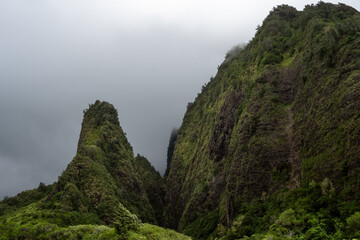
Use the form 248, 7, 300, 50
165, 2, 360, 236
165, 129, 179, 177
210, 87, 245, 163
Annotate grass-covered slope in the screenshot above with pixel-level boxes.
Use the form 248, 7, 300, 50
0, 202, 190, 240
165, 2, 360, 239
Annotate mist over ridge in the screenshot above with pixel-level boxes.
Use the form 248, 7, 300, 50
0, 2, 360, 239
1, 0, 360, 200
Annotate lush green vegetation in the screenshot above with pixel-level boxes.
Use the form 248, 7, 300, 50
165, 2, 360, 239
49, 101, 164, 225
0, 182, 53, 216
0, 101, 185, 239
0, 202, 190, 240
133, 154, 166, 226
219, 181, 360, 239
128, 224, 191, 240
1, 2, 360, 240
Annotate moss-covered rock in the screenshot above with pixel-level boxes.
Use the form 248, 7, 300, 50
45, 101, 165, 225
165, 2, 360, 239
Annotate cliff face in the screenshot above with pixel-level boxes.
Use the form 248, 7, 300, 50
48, 100, 165, 224
165, 3, 360, 237
1, 2, 360, 239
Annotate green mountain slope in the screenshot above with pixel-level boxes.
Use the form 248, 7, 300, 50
0, 101, 188, 239
47, 100, 163, 224
165, 2, 360, 239
1, 2, 360, 240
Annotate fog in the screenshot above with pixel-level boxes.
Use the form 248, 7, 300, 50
1, 0, 359, 199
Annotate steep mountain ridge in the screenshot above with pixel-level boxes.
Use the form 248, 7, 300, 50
0, 101, 181, 240
1, 2, 360, 240
165, 2, 360, 238
48, 100, 164, 224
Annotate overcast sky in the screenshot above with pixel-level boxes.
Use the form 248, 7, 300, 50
1, 0, 359, 199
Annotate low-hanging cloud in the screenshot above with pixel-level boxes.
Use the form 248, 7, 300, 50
1, 0, 359, 199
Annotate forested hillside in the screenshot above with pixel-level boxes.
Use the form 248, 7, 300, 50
0, 101, 188, 240
1, 2, 360, 240
165, 2, 360, 239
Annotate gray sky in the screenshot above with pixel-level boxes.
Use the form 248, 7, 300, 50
1, 0, 359, 199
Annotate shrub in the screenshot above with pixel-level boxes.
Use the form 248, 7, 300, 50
60, 183, 83, 211
346, 211, 360, 237
114, 203, 140, 238
261, 52, 282, 65
275, 208, 297, 227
